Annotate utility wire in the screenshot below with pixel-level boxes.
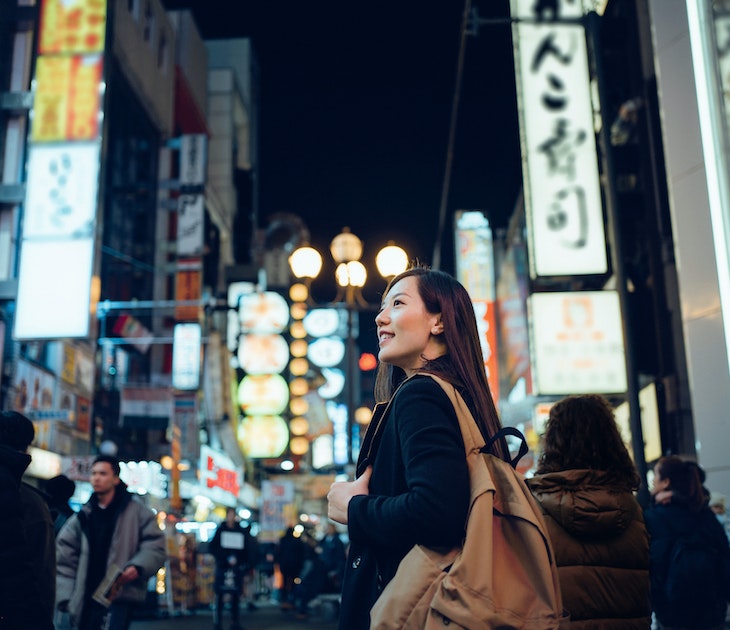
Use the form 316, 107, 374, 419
432, 0, 472, 270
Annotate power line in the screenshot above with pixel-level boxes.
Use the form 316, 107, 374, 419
432, 0, 472, 270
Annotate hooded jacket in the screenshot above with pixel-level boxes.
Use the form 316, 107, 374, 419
527, 469, 651, 629
56, 486, 166, 627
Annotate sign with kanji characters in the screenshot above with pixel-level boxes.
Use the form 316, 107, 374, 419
511, 0, 607, 277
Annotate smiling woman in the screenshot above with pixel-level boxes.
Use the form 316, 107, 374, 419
325, 265, 510, 629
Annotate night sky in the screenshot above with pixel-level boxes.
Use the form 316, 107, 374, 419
161, 0, 522, 296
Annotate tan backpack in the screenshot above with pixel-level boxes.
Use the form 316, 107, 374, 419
370, 375, 569, 629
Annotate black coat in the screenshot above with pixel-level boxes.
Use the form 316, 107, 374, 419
209, 522, 256, 592
0, 444, 53, 629
338, 375, 470, 630
645, 500, 730, 628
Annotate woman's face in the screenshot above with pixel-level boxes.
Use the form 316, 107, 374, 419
375, 276, 445, 375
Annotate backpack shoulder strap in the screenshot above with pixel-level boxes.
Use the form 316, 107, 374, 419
484, 426, 529, 469
424, 373, 528, 469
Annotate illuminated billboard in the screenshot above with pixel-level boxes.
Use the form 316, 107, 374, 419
455, 211, 499, 401
23, 144, 100, 237
14, 239, 95, 339
39, 0, 107, 55
32, 55, 103, 142
528, 291, 627, 395
172, 323, 202, 390
511, 0, 607, 277
15, 0, 108, 341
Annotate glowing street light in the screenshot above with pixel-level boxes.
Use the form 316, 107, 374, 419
288, 227, 408, 465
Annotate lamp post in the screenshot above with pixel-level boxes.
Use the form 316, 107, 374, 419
288, 227, 408, 465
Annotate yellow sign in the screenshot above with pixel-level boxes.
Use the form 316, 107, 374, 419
32, 55, 103, 142
39, 0, 107, 55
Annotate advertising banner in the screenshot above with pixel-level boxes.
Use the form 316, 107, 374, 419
175, 262, 202, 321
199, 445, 242, 506
172, 323, 202, 390
39, 0, 107, 55
173, 394, 199, 463
32, 55, 103, 142
455, 211, 500, 401
260, 479, 295, 542
528, 291, 627, 394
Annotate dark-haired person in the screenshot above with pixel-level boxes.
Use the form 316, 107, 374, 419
645, 455, 730, 629
326, 266, 510, 630
46, 473, 76, 535
209, 507, 256, 630
526, 394, 651, 628
0, 410, 55, 629
56, 455, 166, 630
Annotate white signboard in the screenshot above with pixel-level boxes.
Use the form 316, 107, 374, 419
22, 143, 100, 238
14, 142, 100, 340
511, 0, 607, 277
179, 134, 207, 186
172, 323, 202, 390
177, 194, 205, 256
14, 239, 94, 339
528, 291, 627, 394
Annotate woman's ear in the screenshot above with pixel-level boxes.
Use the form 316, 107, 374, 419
431, 319, 444, 335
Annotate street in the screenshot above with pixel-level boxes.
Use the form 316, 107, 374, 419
130, 598, 340, 630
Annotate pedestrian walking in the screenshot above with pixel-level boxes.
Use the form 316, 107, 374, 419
56, 454, 166, 630
209, 507, 255, 630
275, 527, 306, 611
527, 394, 651, 628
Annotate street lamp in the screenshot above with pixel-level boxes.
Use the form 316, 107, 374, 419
288, 227, 408, 466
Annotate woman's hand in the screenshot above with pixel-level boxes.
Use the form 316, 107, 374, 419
327, 467, 372, 524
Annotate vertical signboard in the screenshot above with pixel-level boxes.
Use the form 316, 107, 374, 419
172, 323, 202, 390
496, 243, 532, 399
511, 0, 607, 278
14, 0, 107, 340
455, 211, 500, 402
260, 479, 295, 543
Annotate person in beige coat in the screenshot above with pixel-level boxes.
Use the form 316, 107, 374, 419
56, 455, 166, 630
527, 394, 652, 629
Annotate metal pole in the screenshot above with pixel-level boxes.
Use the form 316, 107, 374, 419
586, 12, 649, 506
345, 297, 357, 466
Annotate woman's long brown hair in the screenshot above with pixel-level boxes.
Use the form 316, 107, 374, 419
373, 266, 508, 462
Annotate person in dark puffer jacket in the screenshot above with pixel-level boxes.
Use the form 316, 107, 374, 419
527, 394, 651, 629
0, 410, 55, 630
645, 455, 730, 630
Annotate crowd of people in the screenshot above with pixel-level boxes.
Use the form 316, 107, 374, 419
2, 265, 730, 630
